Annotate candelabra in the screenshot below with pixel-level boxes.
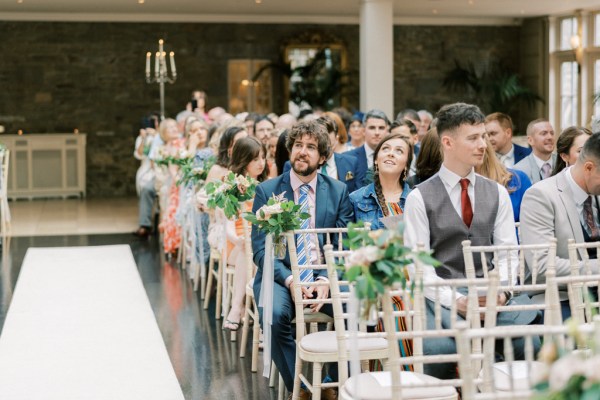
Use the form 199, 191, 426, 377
145, 39, 177, 120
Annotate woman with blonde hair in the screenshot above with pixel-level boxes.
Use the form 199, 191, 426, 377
476, 138, 531, 222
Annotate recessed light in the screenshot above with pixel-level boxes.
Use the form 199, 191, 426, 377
255, 0, 262, 4
138, 0, 145, 3
432, 8, 438, 14
17, 0, 23, 3
468, 0, 474, 5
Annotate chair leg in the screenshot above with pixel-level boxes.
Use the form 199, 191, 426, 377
251, 316, 261, 372
239, 295, 252, 357
203, 256, 215, 310
312, 362, 323, 400
278, 374, 286, 400
270, 362, 278, 387
215, 258, 222, 320
292, 356, 303, 400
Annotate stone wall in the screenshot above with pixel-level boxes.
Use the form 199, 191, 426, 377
0, 21, 522, 197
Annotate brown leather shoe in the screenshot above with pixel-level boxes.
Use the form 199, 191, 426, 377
321, 387, 338, 400
287, 388, 311, 400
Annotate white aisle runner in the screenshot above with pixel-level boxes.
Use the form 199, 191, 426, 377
0, 245, 185, 400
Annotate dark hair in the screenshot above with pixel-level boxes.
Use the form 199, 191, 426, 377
435, 102, 485, 137
415, 128, 443, 182
217, 126, 246, 168
372, 133, 414, 217
253, 115, 275, 132
362, 109, 390, 126
552, 126, 591, 176
286, 120, 331, 163
317, 116, 337, 135
229, 136, 268, 182
391, 119, 418, 136
275, 130, 289, 176
395, 109, 421, 124
581, 132, 600, 164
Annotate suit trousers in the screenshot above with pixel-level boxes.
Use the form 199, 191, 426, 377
138, 177, 156, 227
258, 281, 334, 392
423, 298, 542, 379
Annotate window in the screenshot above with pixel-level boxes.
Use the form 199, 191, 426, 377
560, 17, 578, 50
594, 60, 600, 118
595, 13, 600, 47
227, 60, 272, 114
560, 61, 578, 129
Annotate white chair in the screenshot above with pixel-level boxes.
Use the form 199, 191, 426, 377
203, 245, 224, 320
239, 218, 260, 366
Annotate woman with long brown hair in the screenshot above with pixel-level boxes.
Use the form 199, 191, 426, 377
349, 133, 413, 229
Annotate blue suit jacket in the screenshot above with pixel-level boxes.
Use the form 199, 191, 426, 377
282, 152, 365, 193
251, 172, 354, 300
346, 145, 370, 187
513, 143, 532, 164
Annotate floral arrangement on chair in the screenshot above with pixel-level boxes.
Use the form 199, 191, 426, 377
177, 156, 215, 187
243, 192, 310, 259
343, 222, 439, 320
154, 148, 193, 167
533, 320, 600, 399
205, 172, 257, 219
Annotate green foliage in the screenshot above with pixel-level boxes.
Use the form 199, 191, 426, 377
177, 156, 215, 187
243, 193, 310, 237
205, 172, 257, 219
341, 222, 440, 301
442, 59, 543, 115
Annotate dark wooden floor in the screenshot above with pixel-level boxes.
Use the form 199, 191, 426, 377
0, 234, 276, 400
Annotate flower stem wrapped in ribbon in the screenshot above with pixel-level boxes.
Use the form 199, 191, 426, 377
205, 171, 257, 219
243, 191, 310, 238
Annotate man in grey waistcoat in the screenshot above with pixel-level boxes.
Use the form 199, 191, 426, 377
404, 102, 540, 379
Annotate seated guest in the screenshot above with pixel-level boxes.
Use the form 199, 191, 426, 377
284, 116, 364, 193
520, 133, 600, 319
551, 126, 591, 176
347, 109, 390, 187
252, 120, 354, 399
222, 137, 269, 331
205, 126, 248, 184
254, 115, 275, 146
347, 114, 365, 150
485, 112, 531, 168
349, 133, 413, 229
274, 130, 290, 177
418, 109, 433, 137
404, 102, 540, 380
476, 138, 531, 222
514, 118, 557, 183
406, 129, 442, 188
390, 119, 418, 145
324, 111, 351, 153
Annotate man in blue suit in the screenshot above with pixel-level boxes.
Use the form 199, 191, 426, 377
252, 120, 354, 399
485, 112, 532, 168
283, 116, 365, 193
346, 109, 390, 187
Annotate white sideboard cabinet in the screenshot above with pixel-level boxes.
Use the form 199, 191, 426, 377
1, 134, 86, 200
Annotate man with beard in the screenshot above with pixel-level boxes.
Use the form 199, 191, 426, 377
514, 118, 557, 183
251, 120, 354, 400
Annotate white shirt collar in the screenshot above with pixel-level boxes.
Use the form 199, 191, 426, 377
565, 167, 589, 206
532, 153, 552, 170
438, 164, 476, 190
497, 144, 514, 162
364, 144, 375, 168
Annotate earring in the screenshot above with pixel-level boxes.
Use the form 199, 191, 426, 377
374, 163, 379, 174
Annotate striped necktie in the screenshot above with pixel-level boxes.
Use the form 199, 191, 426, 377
297, 184, 314, 282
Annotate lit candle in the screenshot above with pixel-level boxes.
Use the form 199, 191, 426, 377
155, 52, 160, 78
161, 51, 167, 74
145, 52, 151, 76
74, 128, 79, 135
169, 51, 176, 75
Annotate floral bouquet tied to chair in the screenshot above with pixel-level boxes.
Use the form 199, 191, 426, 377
205, 172, 257, 219
243, 192, 310, 259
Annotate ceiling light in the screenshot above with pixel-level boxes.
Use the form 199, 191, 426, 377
138, 0, 145, 3
468, 0, 474, 4
255, 0, 262, 4
432, 9, 438, 14
17, 0, 23, 3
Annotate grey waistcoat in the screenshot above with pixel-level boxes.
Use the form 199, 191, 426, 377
417, 174, 499, 279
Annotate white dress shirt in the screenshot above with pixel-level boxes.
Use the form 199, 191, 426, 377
404, 164, 518, 307
497, 144, 515, 168
533, 153, 553, 179
365, 144, 375, 169
320, 155, 338, 180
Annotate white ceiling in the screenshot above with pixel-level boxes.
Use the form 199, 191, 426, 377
0, 0, 599, 24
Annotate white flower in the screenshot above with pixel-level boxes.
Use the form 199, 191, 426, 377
257, 203, 284, 220
348, 246, 381, 268
178, 150, 190, 159
548, 354, 584, 391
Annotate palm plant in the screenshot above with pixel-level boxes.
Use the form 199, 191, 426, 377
442, 59, 543, 115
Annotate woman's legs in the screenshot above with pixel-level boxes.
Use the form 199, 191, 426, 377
224, 249, 248, 329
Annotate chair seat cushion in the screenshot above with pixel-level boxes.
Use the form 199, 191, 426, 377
299, 330, 387, 353
340, 371, 457, 400
479, 361, 546, 392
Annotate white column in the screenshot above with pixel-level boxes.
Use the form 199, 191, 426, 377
360, 0, 394, 119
